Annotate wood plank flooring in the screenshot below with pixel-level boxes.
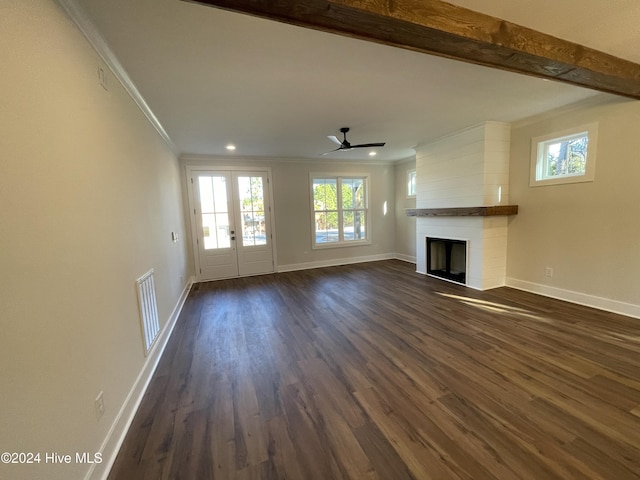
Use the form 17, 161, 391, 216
108, 260, 640, 479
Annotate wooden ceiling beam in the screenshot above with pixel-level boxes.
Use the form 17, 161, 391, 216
185, 0, 640, 100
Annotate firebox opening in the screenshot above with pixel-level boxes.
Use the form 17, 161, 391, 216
427, 237, 467, 285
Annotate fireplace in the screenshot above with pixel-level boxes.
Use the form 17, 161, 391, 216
413, 122, 512, 290
426, 237, 467, 285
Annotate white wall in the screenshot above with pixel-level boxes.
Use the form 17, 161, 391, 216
507, 96, 640, 317
180, 156, 397, 271
0, 2, 189, 479
395, 157, 416, 262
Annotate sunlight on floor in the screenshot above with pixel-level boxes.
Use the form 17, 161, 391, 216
436, 292, 551, 322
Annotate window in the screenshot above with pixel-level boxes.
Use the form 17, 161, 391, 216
311, 175, 369, 248
407, 169, 416, 197
530, 123, 598, 186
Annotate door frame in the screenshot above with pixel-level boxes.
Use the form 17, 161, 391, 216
185, 165, 278, 282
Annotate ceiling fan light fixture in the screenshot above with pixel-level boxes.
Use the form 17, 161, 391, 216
226, 144, 236, 151
369, 151, 377, 156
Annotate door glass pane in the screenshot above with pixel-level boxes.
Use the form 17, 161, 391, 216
198, 175, 230, 250
198, 177, 215, 213
238, 176, 266, 246
202, 213, 217, 249
213, 176, 228, 212
215, 213, 231, 248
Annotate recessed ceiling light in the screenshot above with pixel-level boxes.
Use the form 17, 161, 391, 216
369, 151, 377, 156
226, 144, 236, 151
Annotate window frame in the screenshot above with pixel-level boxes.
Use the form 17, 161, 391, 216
407, 169, 416, 198
310, 173, 371, 249
529, 122, 598, 187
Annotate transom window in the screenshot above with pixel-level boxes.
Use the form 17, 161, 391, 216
530, 123, 598, 186
311, 175, 370, 248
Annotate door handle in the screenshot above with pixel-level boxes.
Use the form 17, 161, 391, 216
231, 236, 236, 240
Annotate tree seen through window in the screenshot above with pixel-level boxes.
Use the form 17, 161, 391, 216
312, 176, 368, 246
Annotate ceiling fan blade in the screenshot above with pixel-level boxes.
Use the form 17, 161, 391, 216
321, 147, 341, 156
350, 142, 386, 149
321, 146, 353, 155
327, 135, 343, 146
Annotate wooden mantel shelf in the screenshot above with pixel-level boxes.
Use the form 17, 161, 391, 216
406, 205, 518, 217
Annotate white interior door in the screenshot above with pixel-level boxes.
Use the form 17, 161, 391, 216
188, 168, 274, 281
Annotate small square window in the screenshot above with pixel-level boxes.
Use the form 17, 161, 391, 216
530, 123, 597, 187
407, 169, 416, 197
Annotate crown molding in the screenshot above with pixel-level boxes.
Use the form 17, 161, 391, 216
511, 93, 629, 129
55, 0, 178, 155
179, 153, 398, 166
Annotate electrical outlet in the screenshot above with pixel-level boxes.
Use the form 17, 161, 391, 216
95, 391, 105, 421
545, 267, 554, 277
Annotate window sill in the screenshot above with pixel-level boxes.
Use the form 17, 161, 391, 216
529, 175, 594, 187
312, 240, 371, 250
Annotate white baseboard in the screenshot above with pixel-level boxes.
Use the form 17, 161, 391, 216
506, 277, 640, 320
277, 253, 398, 273
86, 276, 195, 480
394, 253, 416, 264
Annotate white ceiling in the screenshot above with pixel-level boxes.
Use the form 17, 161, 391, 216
73, 0, 638, 161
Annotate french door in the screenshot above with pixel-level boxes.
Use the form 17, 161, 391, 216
187, 168, 274, 281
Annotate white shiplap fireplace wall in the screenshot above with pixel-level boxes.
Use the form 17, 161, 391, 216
415, 122, 511, 290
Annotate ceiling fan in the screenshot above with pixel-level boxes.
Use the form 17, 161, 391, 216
322, 127, 386, 155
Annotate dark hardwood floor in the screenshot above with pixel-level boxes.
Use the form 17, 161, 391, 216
108, 260, 640, 479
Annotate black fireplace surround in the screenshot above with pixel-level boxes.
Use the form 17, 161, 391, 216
426, 237, 467, 284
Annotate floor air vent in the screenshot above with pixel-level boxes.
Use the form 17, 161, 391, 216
136, 269, 160, 355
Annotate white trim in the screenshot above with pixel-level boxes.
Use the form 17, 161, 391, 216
529, 122, 598, 187
55, 0, 177, 154
394, 253, 416, 264
511, 93, 619, 129
506, 277, 640, 320
180, 153, 396, 166
310, 173, 371, 250
85, 277, 194, 480
277, 253, 396, 273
